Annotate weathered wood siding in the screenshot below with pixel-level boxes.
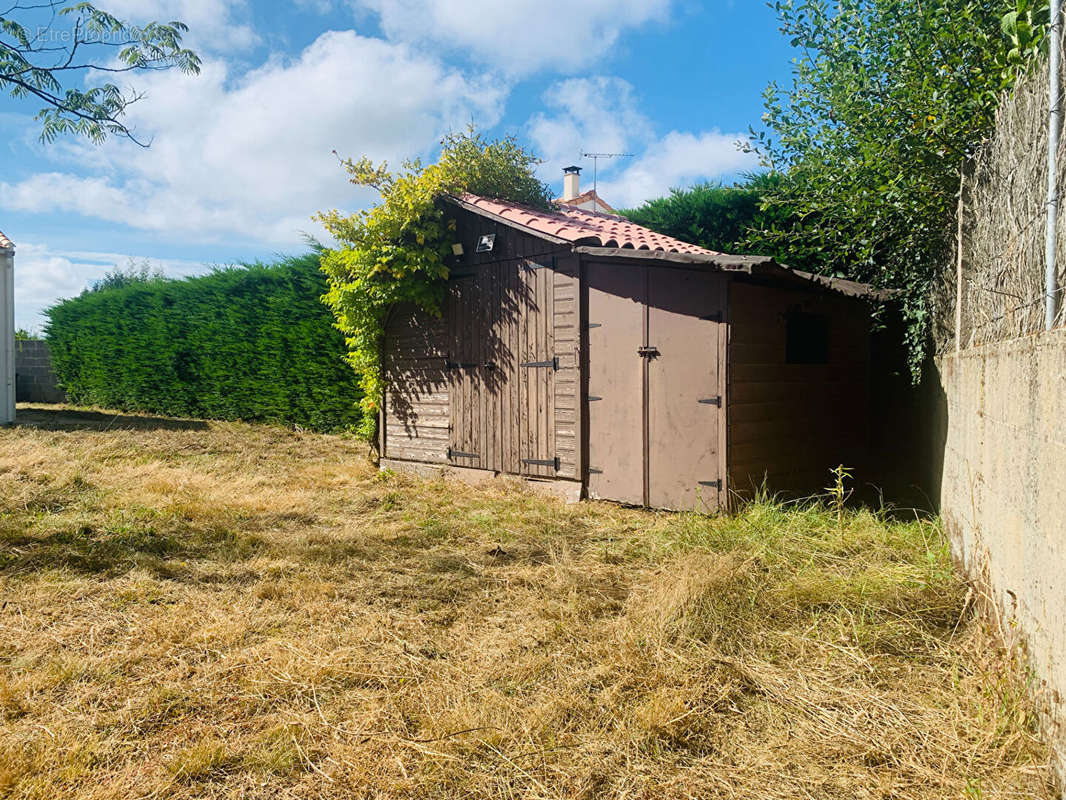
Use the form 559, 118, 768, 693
382, 203, 580, 482
553, 262, 579, 479
727, 281, 870, 498
382, 304, 449, 463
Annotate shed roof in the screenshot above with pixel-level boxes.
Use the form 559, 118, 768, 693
448, 194, 886, 300
0, 231, 12, 251
454, 193, 714, 254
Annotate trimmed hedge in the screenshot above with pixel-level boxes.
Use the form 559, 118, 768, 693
45, 254, 362, 431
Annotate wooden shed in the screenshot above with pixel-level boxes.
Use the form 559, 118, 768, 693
380, 194, 881, 512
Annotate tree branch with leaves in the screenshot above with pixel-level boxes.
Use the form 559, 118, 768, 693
1, 0, 200, 145
746, 0, 1049, 377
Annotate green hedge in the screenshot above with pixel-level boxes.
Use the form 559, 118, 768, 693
45, 254, 362, 431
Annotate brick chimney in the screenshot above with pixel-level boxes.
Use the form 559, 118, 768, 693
562, 165, 581, 201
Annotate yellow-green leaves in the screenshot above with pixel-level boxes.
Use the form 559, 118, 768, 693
315, 127, 553, 442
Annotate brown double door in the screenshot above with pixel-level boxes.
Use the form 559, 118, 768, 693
586, 263, 725, 511
447, 261, 557, 477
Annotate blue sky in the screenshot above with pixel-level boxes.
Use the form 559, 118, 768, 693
0, 0, 796, 331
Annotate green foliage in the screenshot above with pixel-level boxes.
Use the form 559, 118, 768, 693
749, 0, 1048, 377
89, 259, 167, 292
45, 254, 361, 431
1, 2, 200, 144
1001, 1, 1051, 78
14, 328, 37, 341
317, 127, 552, 441
620, 173, 819, 267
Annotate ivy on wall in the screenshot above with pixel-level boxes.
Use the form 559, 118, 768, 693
316, 127, 553, 441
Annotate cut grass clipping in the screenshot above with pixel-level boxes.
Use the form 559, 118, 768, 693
0, 405, 1055, 798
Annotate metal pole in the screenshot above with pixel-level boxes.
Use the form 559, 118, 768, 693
1046, 0, 1062, 330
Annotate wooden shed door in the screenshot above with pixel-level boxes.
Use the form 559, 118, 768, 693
447, 275, 485, 468
586, 264, 724, 511
647, 270, 725, 511
448, 262, 557, 477
515, 262, 557, 478
586, 263, 646, 505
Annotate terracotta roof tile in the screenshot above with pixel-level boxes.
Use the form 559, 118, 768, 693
457, 194, 719, 256
0, 231, 12, 250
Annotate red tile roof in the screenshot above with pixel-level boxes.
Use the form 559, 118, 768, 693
448, 194, 884, 299
0, 231, 12, 250
456, 194, 719, 255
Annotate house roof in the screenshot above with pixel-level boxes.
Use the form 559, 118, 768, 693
448, 194, 886, 300
553, 189, 617, 214
0, 231, 12, 251
454, 193, 715, 255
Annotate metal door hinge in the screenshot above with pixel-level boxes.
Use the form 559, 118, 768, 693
522, 457, 559, 470
588, 467, 604, 475
588, 395, 603, 402
586, 322, 602, 329
698, 480, 722, 490
637, 345, 660, 358
521, 356, 558, 370
698, 396, 722, 407
448, 448, 478, 460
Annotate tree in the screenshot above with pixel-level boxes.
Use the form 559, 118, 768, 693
1, 1, 200, 144
749, 0, 1047, 376
620, 173, 818, 266
316, 127, 553, 441
88, 259, 167, 292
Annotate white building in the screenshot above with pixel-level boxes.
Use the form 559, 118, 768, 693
554, 166, 618, 214
0, 231, 13, 424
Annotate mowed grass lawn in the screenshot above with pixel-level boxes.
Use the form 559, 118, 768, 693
0, 405, 1055, 799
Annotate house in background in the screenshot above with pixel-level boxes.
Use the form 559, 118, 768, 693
0, 231, 13, 425
378, 175, 883, 512
555, 166, 617, 214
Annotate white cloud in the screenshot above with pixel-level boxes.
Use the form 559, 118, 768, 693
598, 130, 758, 208
528, 77, 652, 176
99, 0, 259, 52
1, 31, 506, 246
351, 0, 673, 76
11, 242, 213, 332
528, 76, 758, 208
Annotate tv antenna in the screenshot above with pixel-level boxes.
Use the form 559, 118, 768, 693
582, 152, 633, 198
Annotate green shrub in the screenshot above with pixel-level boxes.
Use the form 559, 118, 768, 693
45, 254, 361, 431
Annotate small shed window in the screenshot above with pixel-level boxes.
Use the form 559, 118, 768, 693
785, 312, 830, 364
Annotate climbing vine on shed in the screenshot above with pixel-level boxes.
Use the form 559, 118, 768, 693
316, 128, 553, 441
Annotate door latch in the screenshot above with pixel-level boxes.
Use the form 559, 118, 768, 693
637, 345, 660, 358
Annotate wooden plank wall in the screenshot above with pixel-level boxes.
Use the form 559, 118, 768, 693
383, 203, 581, 483
553, 258, 579, 479
727, 281, 870, 499
383, 304, 450, 463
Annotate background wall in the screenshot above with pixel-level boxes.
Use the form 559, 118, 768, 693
15, 339, 65, 404
933, 329, 1065, 778
927, 26, 1066, 781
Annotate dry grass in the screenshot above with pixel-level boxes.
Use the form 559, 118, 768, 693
0, 404, 1055, 799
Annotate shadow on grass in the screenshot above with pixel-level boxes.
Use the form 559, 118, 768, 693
14, 406, 210, 432
0, 524, 263, 579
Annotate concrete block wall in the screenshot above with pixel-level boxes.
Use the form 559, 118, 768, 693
934, 328, 1066, 777
15, 339, 66, 404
